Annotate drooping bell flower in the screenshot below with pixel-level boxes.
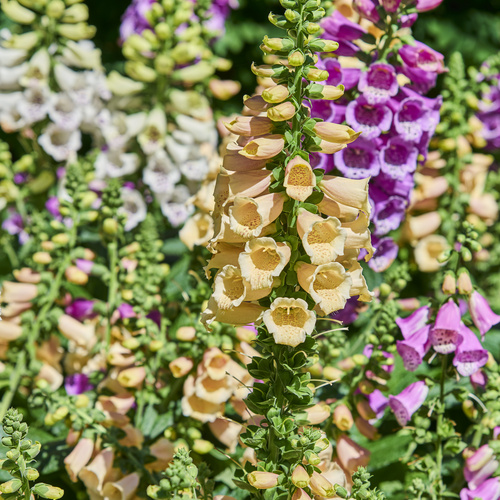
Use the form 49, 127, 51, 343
394, 97, 435, 143
65, 373, 94, 396
358, 63, 398, 105
379, 137, 419, 181
389, 381, 429, 426
460, 477, 500, 500
429, 300, 464, 354
334, 137, 381, 179
396, 305, 431, 339
464, 445, 499, 490
353, 0, 380, 23
468, 291, 500, 340
452, 325, 488, 377
365, 389, 389, 420
345, 97, 393, 140
65, 299, 95, 321
368, 237, 399, 272
320, 10, 366, 41
415, 0, 444, 11
396, 325, 431, 371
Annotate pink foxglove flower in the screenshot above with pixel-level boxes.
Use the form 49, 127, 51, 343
464, 445, 499, 490
460, 477, 500, 500
396, 325, 431, 371
389, 381, 429, 426
452, 325, 488, 377
468, 291, 500, 339
396, 305, 431, 337
415, 0, 444, 12
429, 300, 464, 354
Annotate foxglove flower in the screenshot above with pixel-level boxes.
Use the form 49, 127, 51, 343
65, 299, 95, 321
368, 237, 399, 272
468, 291, 500, 339
453, 325, 488, 377
358, 64, 399, 104
334, 137, 381, 179
460, 478, 500, 500
429, 300, 464, 354
345, 97, 393, 139
397, 326, 431, 371
396, 305, 431, 338
463, 445, 499, 490
379, 137, 419, 180
389, 381, 429, 426
120, 188, 147, 232
65, 373, 93, 396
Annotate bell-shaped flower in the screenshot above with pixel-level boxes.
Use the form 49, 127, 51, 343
452, 324, 488, 377
38, 124, 82, 162
342, 259, 373, 302
137, 107, 167, 155
228, 169, 272, 200
297, 209, 346, 264
180, 213, 214, 250
313, 122, 359, 144
396, 305, 431, 338
342, 211, 373, 258
201, 297, 264, 330
238, 134, 285, 160
460, 477, 500, 500
396, 325, 431, 371
181, 375, 225, 423
319, 176, 371, 220
429, 300, 464, 354
247, 471, 280, 489
358, 63, 398, 104
336, 435, 371, 474
101, 473, 140, 500
263, 297, 316, 347
284, 156, 316, 201
239, 237, 290, 290
309, 472, 336, 498
58, 314, 96, 350
0, 321, 23, 342
416, 0, 443, 11
223, 142, 269, 171
205, 243, 243, 279
228, 193, 285, 239
296, 262, 352, 315
224, 116, 273, 136
389, 381, 429, 426
1, 281, 38, 302
79, 448, 114, 494
414, 234, 449, 273
64, 438, 94, 482
464, 445, 499, 490
468, 291, 500, 340
365, 389, 389, 420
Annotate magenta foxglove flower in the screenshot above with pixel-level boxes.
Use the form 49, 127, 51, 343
394, 97, 435, 142
368, 237, 399, 272
460, 477, 500, 500
45, 197, 61, 219
468, 291, 500, 339
372, 196, 407, 236
397, 325, 431, 371
346, 97, 393, 139
317, 58, 361, 90
389, 381, 429, 426
358, 63, 399, 104
400, 13, 418, 28
65, 299, 95, 321
396, 305, 431, 338
429, 300, 464, 354
353, 0, 380, 23
118, 303, 136, 319
321, 10, 367, 41
76, 258, 94, 274
464, 445, 499, 490
380, 0, 401, 12
334, 137, 381, 179
399, 42, 446, 75
366, 389, 389, 420
470, 370, 487, 390
65, 373, 93, 396
452, 325, 488, 377
379, 136, 419, 180
415, 0, 444, 12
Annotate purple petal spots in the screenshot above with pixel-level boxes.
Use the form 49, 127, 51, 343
358, 63, 398, 105
368, 237, 399, 272
334, 137, 381, 179
372, 196, 407, 236
452, 324, 488, 377
380, 137, 419, 180
396, 325, 431, 371
429, 300, 464, 354
346, 97, 393, 139
394, 97, 433, 142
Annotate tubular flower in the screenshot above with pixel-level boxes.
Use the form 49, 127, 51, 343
284, 156, 316, 201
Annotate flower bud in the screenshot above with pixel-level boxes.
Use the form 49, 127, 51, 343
306, 22, 321, 34
33, 251, 52, 264
209, 79, 241, 100
308, 39, 339, 52
176, 326, 196, 341
32, 483, 64, 499
65, 266, 88, 285
292, 489, 312, 500
169, 357, 194, 378
307, 83, 344, 100
310, 472, 335, 498
125, 61, 157, 82
57, 22, 96, 41
462, 400, 478, 420
333, 404, 354, 431
262, 85, 289, 104
103, 218, 119, 235
0, 479, 22, 494
305, 67, 328, 81
285, 9, 300, 22
52, 233, 70, 245
117, 366, 146, 388
263, 36, 294, 51
2, 0, 36, 24
192, 439, 214, 454
441, 272, 456, 295
4, 31, 39, 50
26, 468, 40, 481
291, 466, 310, 488
247, 471, 279, 489
288, 50, 305, 66
61, 3, 89, 22
46, 0, 66, 18
267, 101, 296, 121
457, 269, 473, 294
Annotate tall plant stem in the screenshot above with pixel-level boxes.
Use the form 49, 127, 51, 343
105, 240, 119, 350
435, 354, 447, 499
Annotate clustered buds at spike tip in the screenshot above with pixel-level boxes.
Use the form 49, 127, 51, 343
202, 0, 373, 342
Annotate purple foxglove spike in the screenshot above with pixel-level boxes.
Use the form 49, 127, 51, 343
389, 381, 429, 427
310, 152, 333, 172
65, 373, 93, 396
76, 259, 94, 274
460, 477, 500, 500
358, 63, 399, 105
452, 324, 488, 377
380, 0, 401, 12
396, 325, 431, 371
375, 171, 415, 199
46, 197, 61, 218
372, 196, 407, 236
311, 99, 335, 122
396, 306, 431, 339
65, 299, 95, 321
118, 303, 136, 319
366, 389, 389, 420
333, 137, 381, 179
394, 97, 434, 142
320, 10, 367, 41
429, 300, 464, 354
399, 42, 446, 75
368, 237, 399, 272
346, 97, 393, 140
342, 67, 362, 91
469, 291, 500, 339
379, 136, 419, 180
353, 0, 381, 23
415, 0, 444, 11
400, 66, 438, 94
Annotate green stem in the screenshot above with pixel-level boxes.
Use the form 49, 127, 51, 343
435, 354, 447, 500
377, 16, 395, 62
2, 239, 19, 269
0, 351, 26, 420
105, 240, 119, 350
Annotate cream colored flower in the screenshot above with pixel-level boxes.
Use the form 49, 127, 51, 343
205, 243, 243, 279
238, 237, 291, 290
296, 262, 352, 315
181, 375, 225, 423
342, 211, 374, 259
284, 156, 316, 201
297, 209, 346, 265
201, 297, 264, 330
238, 134, 285, 160
263, 298, 316, 347
179, 213, 214, 250
344, 260, 374, 302
228, 193, 285, 239
228, 169, 272, 200
101, 473, 140, 500
223, 142, 269, 171
414, 234, 450, 272
405, 212, 441, 243
224, 116, 273, 136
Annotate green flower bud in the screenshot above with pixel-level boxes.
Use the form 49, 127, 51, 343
61, 3, 89, 22
187, 428, 202, 440
6, 449, 20, 460
57, 22, 96, 40
0, 479, 22, 494
308, 38, 338, 52
161, 0, 173, 12
26, 442, 41, 459
26, 468, 40, 481
32, 483, 64, 499
103, 218, 119, 235
124, 34, 152, 53
306, 22, 321, 34
263, 35, 294, 51
284, 9, 300, 23
2, 0, 36, 24
288, 50, 305, 66
125, 61, 157, 82
304, 0, 321, 9
155, 22, 171, 40
4, 31, 39, 50
149, 340, 163, 352
268, 12, 292, 28
280, 0, 296, 7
